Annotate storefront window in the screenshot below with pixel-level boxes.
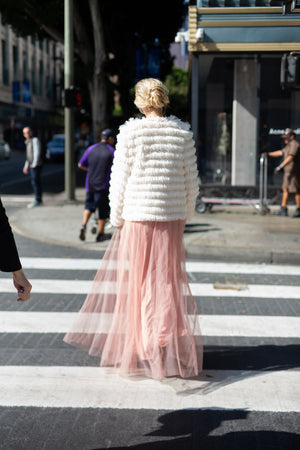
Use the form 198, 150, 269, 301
197, 55, 233, 184
196, 53, 299, 188
260, 56, 300, 188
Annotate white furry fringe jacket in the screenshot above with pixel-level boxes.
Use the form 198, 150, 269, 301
109, 115, 199, 227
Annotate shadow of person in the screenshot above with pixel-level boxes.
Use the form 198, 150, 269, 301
92, 409, 298, 449
184, 223, 221, 234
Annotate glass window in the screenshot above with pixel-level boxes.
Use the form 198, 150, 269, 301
197, 55, 233, 185
46, 61, 52, 99
2, 40, 9, 85
32, 55, 37, 94
259, 56, 298, 188
39, 60, 44, 96
13, 45, 19, 80
195, 53, 298, 189
23, 50, 28, 80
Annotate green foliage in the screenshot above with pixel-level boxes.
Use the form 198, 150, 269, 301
164, 66, 189, 121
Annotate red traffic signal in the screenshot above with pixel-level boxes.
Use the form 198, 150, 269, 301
64, 87, 83, 108
75, 91, 82, 107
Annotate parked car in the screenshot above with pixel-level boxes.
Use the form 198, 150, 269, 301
0, 138, 11, 160
46, 134, 65, 160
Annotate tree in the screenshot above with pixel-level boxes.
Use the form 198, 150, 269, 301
0, 0, 186, 135
164, 66, 189, 121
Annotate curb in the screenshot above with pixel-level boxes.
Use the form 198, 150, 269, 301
186, 245, 300, 265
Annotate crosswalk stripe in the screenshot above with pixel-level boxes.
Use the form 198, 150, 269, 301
186, 261, 300, 276
0, 366, 298, 412
19, 257, 300, 275
1, 278, 300, 298
20, 257, 101, 270
1, 311, 299, 337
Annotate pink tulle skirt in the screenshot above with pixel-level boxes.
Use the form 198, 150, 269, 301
64, 220, 203, 380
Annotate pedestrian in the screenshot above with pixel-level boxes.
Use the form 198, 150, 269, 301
22, 126, 43, 208
64, 78, 203, 380
267, 128, 300, 217
78, 129, 115, 242
0, 198, 32, 302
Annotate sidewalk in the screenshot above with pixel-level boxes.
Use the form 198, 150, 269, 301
6, 188, 300, 265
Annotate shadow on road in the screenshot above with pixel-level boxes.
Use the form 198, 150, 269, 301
94, 409, 298, 449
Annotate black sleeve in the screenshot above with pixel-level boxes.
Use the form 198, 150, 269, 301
0, 198, 22, 272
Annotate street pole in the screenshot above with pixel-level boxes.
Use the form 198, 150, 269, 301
64, 0, 75, 200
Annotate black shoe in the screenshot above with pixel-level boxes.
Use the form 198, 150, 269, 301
274, 206, 288, 216
292, 208, 300, 218
96, 233, 112, 242
79, 226, 86, 241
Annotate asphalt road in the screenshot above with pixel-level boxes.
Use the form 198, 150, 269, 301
0, 151, 85, 196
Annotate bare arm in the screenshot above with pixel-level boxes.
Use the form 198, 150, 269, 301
274, 154, 294, 173
268, 150, 283, 158
281, 154, 294, 168
78, 163, 88, 172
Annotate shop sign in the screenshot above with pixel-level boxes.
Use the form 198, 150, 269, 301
269, 128, 300, 135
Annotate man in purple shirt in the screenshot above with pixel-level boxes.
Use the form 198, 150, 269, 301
78, 129, 115, 242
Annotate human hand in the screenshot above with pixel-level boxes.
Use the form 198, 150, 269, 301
12, 269, 32, 302
23, 166, 29, 174
274, 165, 282, 174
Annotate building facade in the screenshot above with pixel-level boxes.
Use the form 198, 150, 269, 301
188, 0, 300, 189
0, 16, 64, 149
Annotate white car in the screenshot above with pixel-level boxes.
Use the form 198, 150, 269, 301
0, 138, 11, 160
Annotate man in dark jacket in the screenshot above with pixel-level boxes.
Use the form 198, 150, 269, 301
78, 129, 115, 242
0, 199, 31, 301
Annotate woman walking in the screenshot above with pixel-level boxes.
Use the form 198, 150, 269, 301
64, 78, 202, 380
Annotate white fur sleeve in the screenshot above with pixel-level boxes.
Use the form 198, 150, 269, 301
109, 124, 132, 227
183, 130, 199, 221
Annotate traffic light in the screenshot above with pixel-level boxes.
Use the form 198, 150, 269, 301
63, 87, 82, 108
280, 53, 300, 89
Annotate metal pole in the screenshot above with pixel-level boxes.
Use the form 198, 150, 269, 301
259, 155, 264, 211
64, 0, 75, 200
264, 154, 268, 206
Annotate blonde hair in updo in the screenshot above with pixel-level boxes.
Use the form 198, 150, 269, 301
134, 78, 170, 112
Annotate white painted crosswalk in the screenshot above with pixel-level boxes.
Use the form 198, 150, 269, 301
1, 278, 299, 298
0, 366, 298, 412
19, 256, 300, 275
1, 311, 299, 337
0, 257, 299, 414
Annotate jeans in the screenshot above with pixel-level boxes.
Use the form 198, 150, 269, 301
29, 166, 42, 202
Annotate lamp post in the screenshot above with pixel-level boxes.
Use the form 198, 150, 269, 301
64, 0, 75, 200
